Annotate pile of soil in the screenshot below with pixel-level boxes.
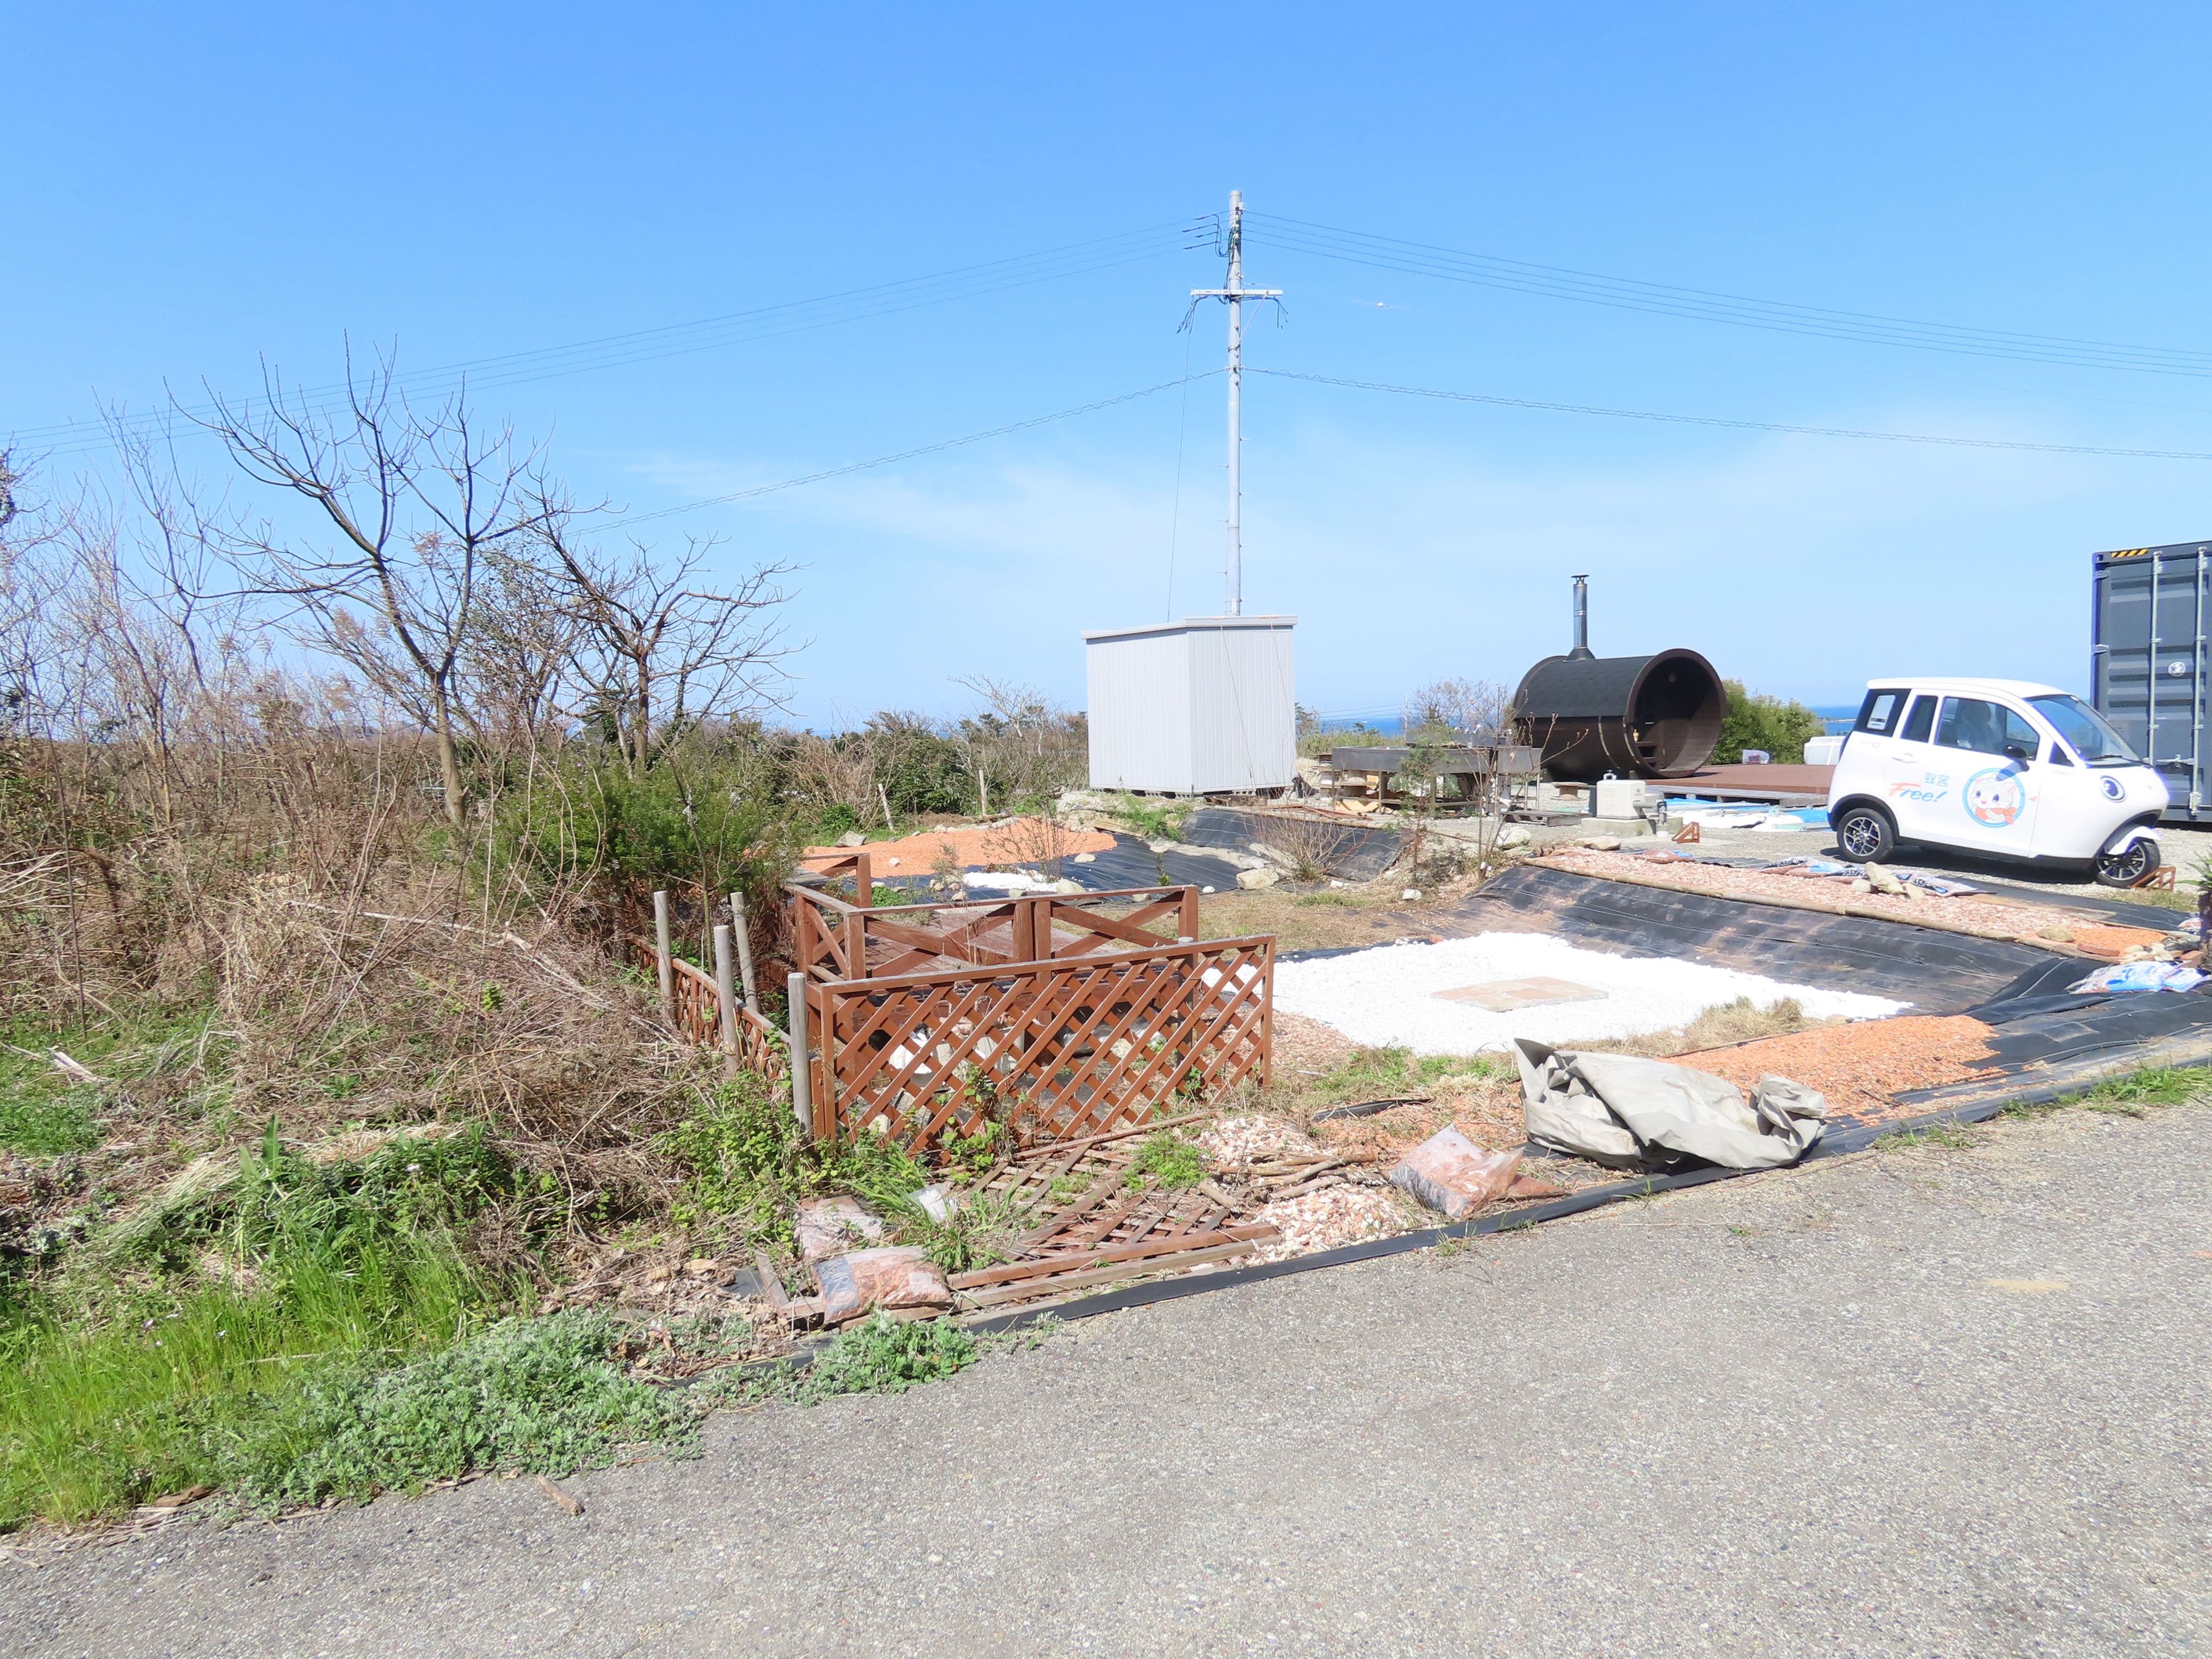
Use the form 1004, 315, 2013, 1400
1676, 1014, 2000, 1122
799, 818, 1116, 878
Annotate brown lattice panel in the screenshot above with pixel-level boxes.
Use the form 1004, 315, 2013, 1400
804, 934, 1274, 1151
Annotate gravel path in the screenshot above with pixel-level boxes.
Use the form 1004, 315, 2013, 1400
1273, 931, 1903, 1053
7, 1101, 2206, 1658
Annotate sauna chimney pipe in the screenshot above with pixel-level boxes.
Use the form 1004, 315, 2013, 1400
1569, 574, 1592, 660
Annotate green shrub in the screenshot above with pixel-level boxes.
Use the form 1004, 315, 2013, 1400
1714, 681, 1824, 765
868, 720, 975, 817
490, 754, 786, 912
662, 1071, 928, 1245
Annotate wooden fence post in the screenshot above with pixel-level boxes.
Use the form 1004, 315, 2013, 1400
844, 907, 867, 981
852, 851, 874, 907
652, 889, 675, 1020
712, 923, 740, 1075
786, 970, 814, 1139
1178, 885, 1199, 943
729, 890, 760, 1014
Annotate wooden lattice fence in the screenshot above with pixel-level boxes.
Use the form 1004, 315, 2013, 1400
801, 934, 1274, 1150
624, 934, 789, 1084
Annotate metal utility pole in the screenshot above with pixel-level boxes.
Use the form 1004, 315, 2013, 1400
1191, 190, 1279, 616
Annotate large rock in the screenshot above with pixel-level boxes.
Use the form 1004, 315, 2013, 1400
1236, 867, 1281, 890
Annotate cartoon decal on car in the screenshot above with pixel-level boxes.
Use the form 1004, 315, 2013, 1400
1962, 766, 2026, 828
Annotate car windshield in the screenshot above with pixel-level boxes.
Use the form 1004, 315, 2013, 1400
2029, 694, 2140, 765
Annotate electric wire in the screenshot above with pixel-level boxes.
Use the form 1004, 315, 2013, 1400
601, 370, 1223, 531
1248, 212, 2212, 379
1250, 368, 2212, 460
15, 222, 1202, 460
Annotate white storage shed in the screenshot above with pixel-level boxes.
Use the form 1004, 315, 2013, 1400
1083, 615, 1297, 796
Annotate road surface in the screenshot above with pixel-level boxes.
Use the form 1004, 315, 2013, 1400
4, 1102, 2207, 1657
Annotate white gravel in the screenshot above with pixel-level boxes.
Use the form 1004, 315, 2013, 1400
1274, 932, 1904, 1055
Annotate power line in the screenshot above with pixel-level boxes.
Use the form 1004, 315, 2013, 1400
602, 371, 1222, 531
1250, 367, 2212, 460
1247, 212, 2212, 380
14, 222, 1203, 460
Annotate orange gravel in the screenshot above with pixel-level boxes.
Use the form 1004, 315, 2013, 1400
1676, 1015, 2000, 1122
2068, 923, 2176, 960
1540, 850, 2126, 952
799, 817, 1115, 878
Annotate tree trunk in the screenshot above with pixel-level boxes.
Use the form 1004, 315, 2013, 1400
430, 682, 467, 828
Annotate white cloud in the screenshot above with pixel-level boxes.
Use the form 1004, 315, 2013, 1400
620, 401, 2205, 724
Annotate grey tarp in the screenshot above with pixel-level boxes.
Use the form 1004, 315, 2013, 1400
1512, 1038, 1827, 1171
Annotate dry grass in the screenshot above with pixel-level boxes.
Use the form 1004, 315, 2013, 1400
1578, 996, 1840, 1059
1192, 885, 1405, 953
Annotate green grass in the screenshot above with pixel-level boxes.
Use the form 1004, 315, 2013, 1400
0, 1009, 233, 1156
1874, 1121, 1982, 1151
0, 1120, 531, 1531
0, 1237, 488, 1528
1126, 1130, 1207, 1191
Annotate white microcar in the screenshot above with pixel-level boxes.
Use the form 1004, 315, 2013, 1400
1826, 677, 2168, 887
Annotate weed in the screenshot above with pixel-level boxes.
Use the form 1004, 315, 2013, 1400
1107, 792, 1188, 842
1126, 1130, 1207, 1191
709, 1313, 979, 1407
2087, 1065, 2203, 1108
662, 1070, 927, 1247
232, 1310, 695, 1509
1875, 1121, 1981, 1151
905, 1191, 1026, 1275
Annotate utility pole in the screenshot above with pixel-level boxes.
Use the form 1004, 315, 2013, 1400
1190, 190, 1280, 616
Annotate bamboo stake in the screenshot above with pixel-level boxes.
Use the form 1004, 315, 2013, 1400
712, 923, 740, 1075
652, 889, 675, 1022
787, 970, 813, 1139
729, 890, 760, 1014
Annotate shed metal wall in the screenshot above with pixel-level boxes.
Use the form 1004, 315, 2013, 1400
2093, 539, 2212, 821
1084, 616, 1296, 794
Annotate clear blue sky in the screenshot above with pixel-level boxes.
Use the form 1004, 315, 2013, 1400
11, 3, 2212, 726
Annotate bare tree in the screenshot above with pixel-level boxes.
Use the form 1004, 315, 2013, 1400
534, 514, 794, 773
1403, 676, 1511, 744
191, 352, 557, 826
951, 676, 1084, 815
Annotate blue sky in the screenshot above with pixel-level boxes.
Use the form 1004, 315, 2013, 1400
10, 4, 2212, 726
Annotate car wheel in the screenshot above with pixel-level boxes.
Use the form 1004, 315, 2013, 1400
2093, 839, 2157, 888
1833, 804, 1895, 863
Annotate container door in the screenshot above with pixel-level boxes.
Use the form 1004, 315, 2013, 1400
1926, 696, 2044, 855
1876, 691, 1951, 841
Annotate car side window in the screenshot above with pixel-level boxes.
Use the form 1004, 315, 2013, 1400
1898, 695, 1936, 743
1855, 689, 1905, 735
1936, 697, 2031, 758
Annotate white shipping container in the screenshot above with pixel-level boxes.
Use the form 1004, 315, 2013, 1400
1084, 615, 1297, 795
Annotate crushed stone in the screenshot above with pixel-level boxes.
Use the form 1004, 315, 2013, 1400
1253, 1185, 1424, 1259
1273, 932, 1902, 1055
1197, 1114, 1316, 1168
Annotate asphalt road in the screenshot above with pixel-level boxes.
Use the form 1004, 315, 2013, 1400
6, 1103, 2208, 1658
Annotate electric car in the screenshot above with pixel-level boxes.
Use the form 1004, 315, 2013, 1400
1826, 677, 2168, 887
